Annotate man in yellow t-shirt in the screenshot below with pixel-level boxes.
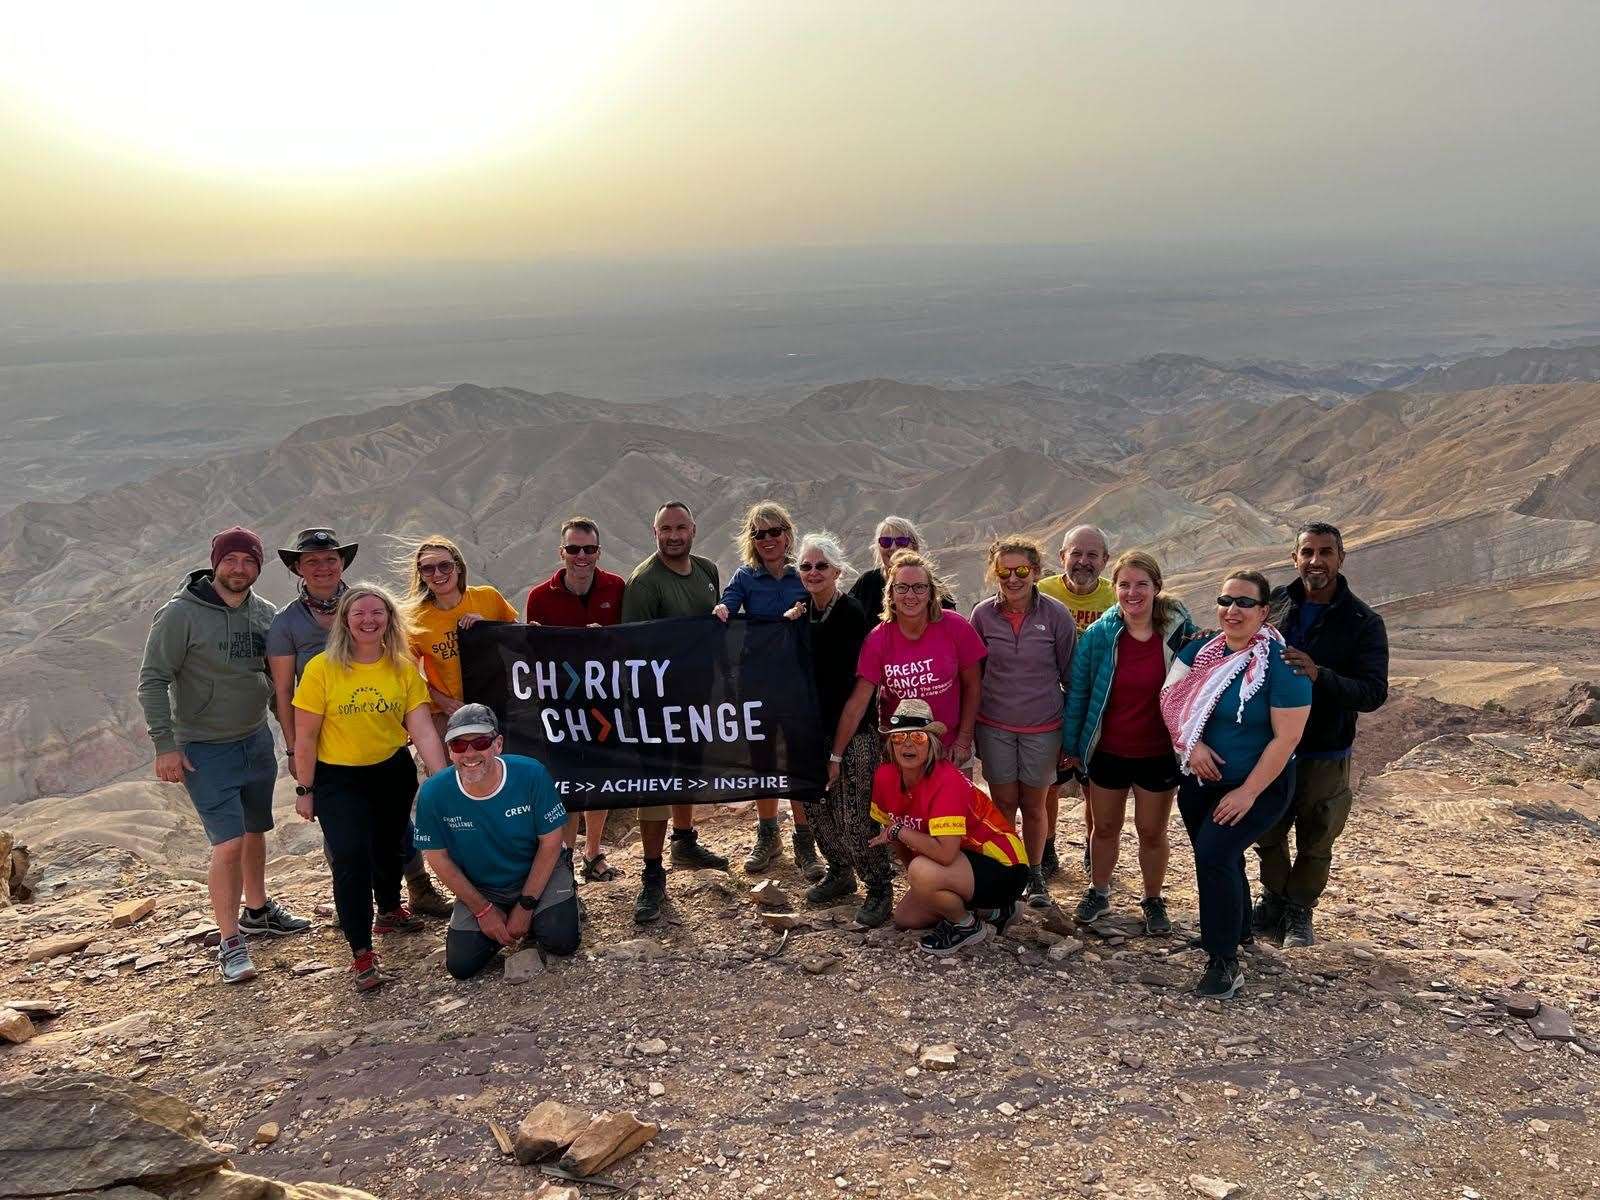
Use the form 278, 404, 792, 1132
1035, 524, 1114, 880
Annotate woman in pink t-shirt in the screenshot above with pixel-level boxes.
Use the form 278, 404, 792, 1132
827, 550, 986, 787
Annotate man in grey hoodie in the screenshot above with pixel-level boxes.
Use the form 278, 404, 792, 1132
138, 526, 310, 983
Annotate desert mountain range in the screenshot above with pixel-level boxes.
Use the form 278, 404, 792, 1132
4, 346, 1600, 809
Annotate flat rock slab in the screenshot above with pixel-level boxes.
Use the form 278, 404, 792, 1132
1528, 1005, 1577, 1042
23, 933, 95, 963
504, 948, 545, 983
750, 880, 791, 909
559, 1111, 659, 1177
514, 1100, 592, 1164
111, 897, 157, 928
0, 998, 65, 1020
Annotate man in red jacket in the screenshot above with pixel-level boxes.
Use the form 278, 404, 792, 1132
525, 516, 628, 880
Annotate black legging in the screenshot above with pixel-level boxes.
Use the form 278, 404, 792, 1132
314, 749, 417, 954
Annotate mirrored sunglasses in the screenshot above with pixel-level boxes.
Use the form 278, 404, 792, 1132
447, 734, 496, 753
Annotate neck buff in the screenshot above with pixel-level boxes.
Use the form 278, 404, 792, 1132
300, 579, 348, 616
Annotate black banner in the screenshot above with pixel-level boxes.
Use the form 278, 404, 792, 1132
459, 616, 826, 810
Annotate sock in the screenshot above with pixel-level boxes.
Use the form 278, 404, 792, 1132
1093, 884, 1110, 898
953, 913, 978, 930
643, 857, 666, 881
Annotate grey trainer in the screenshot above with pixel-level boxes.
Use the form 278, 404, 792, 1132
219, 934, 257, 984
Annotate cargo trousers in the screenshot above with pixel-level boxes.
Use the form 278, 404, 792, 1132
1254, 755, 1353, 909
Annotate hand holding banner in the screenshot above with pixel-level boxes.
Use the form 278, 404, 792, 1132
460, 616, 826, 810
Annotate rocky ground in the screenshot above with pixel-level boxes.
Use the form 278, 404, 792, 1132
3, 691, 1598, 1200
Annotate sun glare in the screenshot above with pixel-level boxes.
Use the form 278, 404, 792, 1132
2, 2, 650, 179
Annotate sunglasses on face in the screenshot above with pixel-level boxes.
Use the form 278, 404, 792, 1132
892, 582, 930, 595
447, 734, 496, 753
889, 730, 929, 744
878, 535, 914, 549
995, 565, 1033, 580
562, 544, 600, 557
751, 526, 788, 541
418, 561, 455, 576
798, 561, 833, 573
1216, 595, 1264, 609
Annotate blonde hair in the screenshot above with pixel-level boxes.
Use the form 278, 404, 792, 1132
395, 535, 470, 631
985, 535, 1044, 588
325, 583, 414, 671
881, 549, 953, 624
796, 530, 854, 579
736, 501, 796, 569
1111, 549, 1181, 630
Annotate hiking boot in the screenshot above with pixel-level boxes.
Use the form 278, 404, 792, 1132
373, 905, 423, 935
744, 818, 783, 873
1283, 903, 1316, 948
1039, 837, 1061, 880
854, 885, 893, 929
919, 916, 991, 956
1074, 887, 1110, 924
1024, 867, 1052, 910
218, 934, 257, 984
805, 867, 858, 906
792, 826, 825, 883
669, 828, 729, 871
405, 869, 454, 919
1140, 895, 1173, 936
1195, 955, 1244, 999
237, 897, 311, 938
979, 900, 1019, 936
350, 950, 393, 993
1251, 890, 1287, 942
633, 862, 667, 925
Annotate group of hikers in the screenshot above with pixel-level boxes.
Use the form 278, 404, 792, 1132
137, 501, 1388, 1000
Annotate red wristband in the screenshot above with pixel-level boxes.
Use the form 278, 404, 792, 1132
473, 902, 495, 920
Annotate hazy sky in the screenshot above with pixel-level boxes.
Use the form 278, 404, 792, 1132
3, 0, 1597, 278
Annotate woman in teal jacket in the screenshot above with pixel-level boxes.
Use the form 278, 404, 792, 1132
1061, 550, 1196, 935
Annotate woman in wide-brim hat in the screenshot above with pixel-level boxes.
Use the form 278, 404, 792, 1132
865, 698, 1030, 956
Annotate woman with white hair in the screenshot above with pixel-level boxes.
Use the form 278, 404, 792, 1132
849, 516, 957, 620
793, 531, 892, 927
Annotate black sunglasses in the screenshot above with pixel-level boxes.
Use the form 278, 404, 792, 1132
562, 544, 600, 556
1216, 595, 1265, 609
751, 526, 788, 541
878, 535, 914, 549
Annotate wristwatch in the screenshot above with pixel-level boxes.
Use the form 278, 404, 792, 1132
294, 784, 313, 796
828, 753, 843, 764
516, 894, 538, 911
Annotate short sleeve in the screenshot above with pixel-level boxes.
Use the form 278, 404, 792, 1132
856, 625, 888, 684
412, 782, 445, 850
1269, 644, 1313, 709
291, 654, 328, 713
401, 662, 431, 713
948, 614, 988, 668
265, 610, 294, 659
924, 766, 969, 838
482, 586, 518, 623
530, 763, 568, 836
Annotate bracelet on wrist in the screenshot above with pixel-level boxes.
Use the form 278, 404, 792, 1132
473, 902, 495, 920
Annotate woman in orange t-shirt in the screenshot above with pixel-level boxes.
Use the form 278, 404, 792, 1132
868, 698, 1029, 956
398, 535, 517, 737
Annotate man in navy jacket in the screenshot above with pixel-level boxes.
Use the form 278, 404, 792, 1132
1255, 522, 1389, 948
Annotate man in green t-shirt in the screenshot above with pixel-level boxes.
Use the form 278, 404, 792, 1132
620, 501, 730, 923
1035, 524, 1115, 880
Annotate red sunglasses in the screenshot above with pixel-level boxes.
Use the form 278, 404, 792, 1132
447, 734, 496, 753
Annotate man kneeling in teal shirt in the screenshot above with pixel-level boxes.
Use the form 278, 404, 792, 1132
415, 704, 580, 978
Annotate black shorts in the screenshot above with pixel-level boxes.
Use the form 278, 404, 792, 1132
1087, 749, 1181, 794
963, 849, 1029, 908
1054, 763, 1087, 787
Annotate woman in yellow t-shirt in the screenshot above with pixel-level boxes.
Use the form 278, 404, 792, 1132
398, 536, 518, 737
292, 583, 447, 992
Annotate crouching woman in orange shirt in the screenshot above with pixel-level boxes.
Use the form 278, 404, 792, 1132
868, 697, 1029, 956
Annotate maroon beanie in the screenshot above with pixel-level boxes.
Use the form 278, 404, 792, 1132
210, 525, 265, 571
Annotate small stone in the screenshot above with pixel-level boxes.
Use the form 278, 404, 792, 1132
760, 911, 806, 930
778, 1023, 807, 1039
895, 1040, 920, 1058
133, 953, 166, 972
559, 1110, 660, 1176
488, 1120, 515, 1156
607, 938, 667, 961
1188, 1175, 1242, 1199
322, 1150, 334, 1165
110, 897, 157, 928
1528, 1118, 1551, 1135
997, 1102, 1017, 1117
252, 1122, 280, 1146
1118, 1050, 1144, 1071
648, 1081, 666, 1097
918, 1044, 959, 1071
0, 1008, 37, 1044
637, 1038, 670, 1057
23, 933, 95, 963
0, 999, 64, 1020
750, 880, 791, 909
513, 1100, 592, 1163
802, 954, 842, 975
504, 948, 545, 983
1047, 939, 1084, 961
1497, 992, 1541, 1019
289, 960, 332, 977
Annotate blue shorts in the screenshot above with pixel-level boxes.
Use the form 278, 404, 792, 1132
181, 725, 278, 846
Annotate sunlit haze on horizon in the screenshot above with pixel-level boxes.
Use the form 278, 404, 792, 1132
3, 0, 1598, 279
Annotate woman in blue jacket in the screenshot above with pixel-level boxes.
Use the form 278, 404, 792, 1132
1061, 550, 1196, 935
712, 500, 819, 878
